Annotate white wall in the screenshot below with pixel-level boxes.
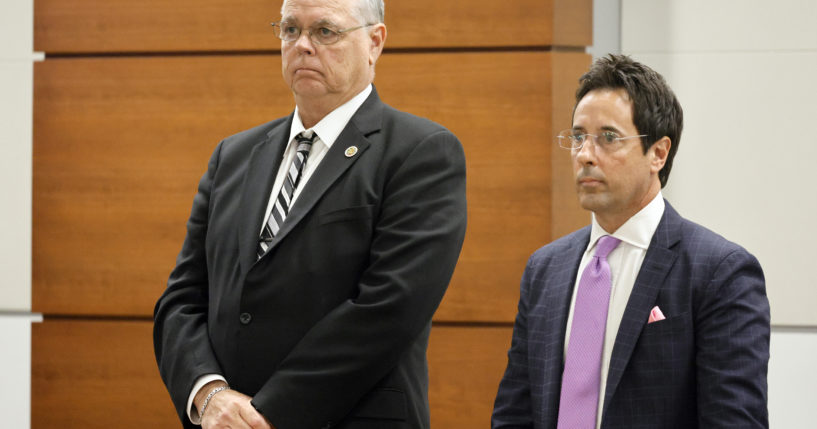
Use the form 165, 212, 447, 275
1, 0, 33, 313
767, 328, 817, 427
586, 0, 620, 60
617, 0, 817, 426
0, 0, 39, 427
622, 0, 817, 327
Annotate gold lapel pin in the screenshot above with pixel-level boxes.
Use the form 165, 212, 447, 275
344, 146, 358, 158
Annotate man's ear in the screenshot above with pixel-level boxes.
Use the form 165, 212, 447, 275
368, 23, 387, 65
649, 136, 671, 174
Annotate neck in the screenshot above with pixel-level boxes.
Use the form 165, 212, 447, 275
295, 99, 337, 129
294, 82, 371, 129
595, 182, 661, 233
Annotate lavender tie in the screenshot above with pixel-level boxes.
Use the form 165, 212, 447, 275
557, 235, 621, 429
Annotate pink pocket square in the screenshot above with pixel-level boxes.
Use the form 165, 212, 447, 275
648, 306, 666, 324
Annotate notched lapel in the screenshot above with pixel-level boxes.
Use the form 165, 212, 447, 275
262, 125, 373, 252
538, 229, 590, 426
602, 202, 682, 418
259, 89, 384, 256
543, 232, 590, 357
238, 118, 292, 275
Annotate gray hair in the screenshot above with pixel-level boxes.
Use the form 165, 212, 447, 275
280, 0, 384, 24
355, 0, 385, 24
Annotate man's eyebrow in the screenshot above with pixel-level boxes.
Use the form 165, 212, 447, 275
311, 18, 340, 28
600, 125, 623, 133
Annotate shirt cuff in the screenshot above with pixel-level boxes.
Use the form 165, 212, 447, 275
187, 374, 227, 424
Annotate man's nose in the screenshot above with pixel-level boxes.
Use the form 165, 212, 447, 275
573, 138, 598, 164
294, 31, 316, 54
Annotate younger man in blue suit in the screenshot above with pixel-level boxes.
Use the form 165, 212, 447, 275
492, 54, 769, 428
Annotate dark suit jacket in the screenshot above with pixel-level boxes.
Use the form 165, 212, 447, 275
492, 202, 770, 428
154, 88, 467, 429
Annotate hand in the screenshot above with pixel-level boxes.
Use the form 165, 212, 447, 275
199, 386, 273, 429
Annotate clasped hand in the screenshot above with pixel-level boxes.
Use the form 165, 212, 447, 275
201, 389, 274, 429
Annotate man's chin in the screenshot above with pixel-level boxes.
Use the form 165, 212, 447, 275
577, 193, 607, 212
292, 85, 329, 100
290, 77, 328, 93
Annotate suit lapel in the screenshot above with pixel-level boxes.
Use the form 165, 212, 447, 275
601, 201, 682, 418
257, 88, 383, 256
238, 117, 293, 275
540, 229, 589, 428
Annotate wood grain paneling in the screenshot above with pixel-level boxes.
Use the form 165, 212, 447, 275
33, 52, 552, 321
32, 55, 292, 318
377, 52, 553, 322
32, 319, 179, 428
428, 325, 513, 428
32, 319, 512, 429
553, 0, 594, 47
34, 0, 591, 53
550, 51, 593, 239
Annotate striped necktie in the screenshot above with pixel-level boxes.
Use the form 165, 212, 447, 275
257, 131, 316, 258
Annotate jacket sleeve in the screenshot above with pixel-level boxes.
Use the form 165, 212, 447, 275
491, 257, 535, 429
252, 129, 467, 429
695, 248, 770, 427
153, 141, 225, 426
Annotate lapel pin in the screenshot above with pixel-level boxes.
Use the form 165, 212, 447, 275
344, 146, 358, 158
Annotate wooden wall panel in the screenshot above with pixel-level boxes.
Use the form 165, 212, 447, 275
32, 319, 179, 428
32, 319, 512, 428
376, 52, 553, 322
553, 0, 594, 47
33, 52, 552, 322
34, 0, 591, 53
32, 55, 291, 317
428, 325, 513, 427
551, 52, 593, 239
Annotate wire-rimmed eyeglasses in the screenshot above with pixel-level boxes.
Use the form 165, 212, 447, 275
270, 21, 374, 45
555, 129, 647, 151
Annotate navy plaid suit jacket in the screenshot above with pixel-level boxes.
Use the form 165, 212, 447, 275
492, 202, 770, 428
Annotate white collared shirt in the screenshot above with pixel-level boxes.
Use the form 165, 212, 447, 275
564, 192, 665, 429
187, 84, 372, 424
259, 84, 372, 235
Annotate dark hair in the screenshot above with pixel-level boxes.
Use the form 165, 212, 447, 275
575, 54, 683, 187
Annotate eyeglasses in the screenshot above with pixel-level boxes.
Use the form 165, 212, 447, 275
555, 129, 647, 151
270, 21, 374, 45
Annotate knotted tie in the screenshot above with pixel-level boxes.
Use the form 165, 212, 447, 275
557, 235, 621, 429
257, 131, 316, 257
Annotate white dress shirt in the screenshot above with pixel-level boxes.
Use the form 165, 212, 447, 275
186, 84, 372, 424
259, 84, 373, 234
563, 192, 665, 429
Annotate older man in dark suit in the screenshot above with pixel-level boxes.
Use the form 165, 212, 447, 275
492, 54, 769, 428
153, 1, 467, 428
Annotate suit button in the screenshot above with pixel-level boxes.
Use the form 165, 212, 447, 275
239, 312, 252, 325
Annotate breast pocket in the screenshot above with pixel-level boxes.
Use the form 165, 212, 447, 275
312, 205, 376, 272
613, 311, 697, 421
631, 311, 693, 382
641, 311, 690, 337
318, 205, 374, 226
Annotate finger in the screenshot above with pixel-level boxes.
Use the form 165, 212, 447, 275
238, 400, 272, 429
